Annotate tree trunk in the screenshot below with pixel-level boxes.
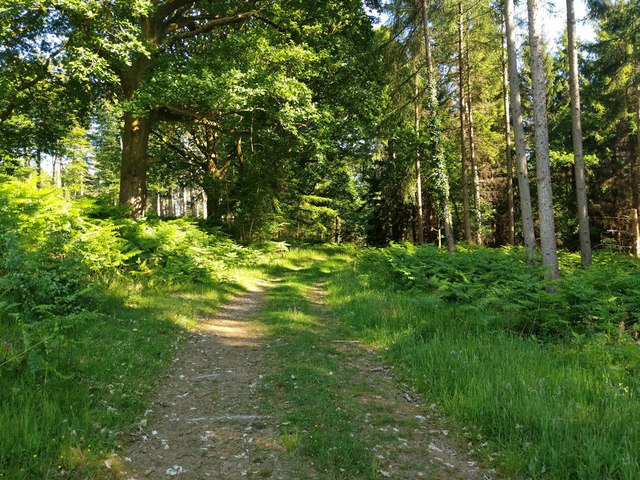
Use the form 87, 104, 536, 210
54, 150, 62, 189
502, 20, 515, 245
182, 188, 188, 217
422, 0, 455, 253
35, 149, 42, 189
528, 0, 559, 278
566, 0, 592, 266
505, 0, 536, 262
633, 50, 640, 257
421, 0, 433, 87
119, 112, 153, 219
414, 68, 425, 244
459, 2, 472, 243
465, 28, 482, 245
443, 195, 455, 252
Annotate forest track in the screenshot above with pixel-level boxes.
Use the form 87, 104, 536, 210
305, 281, 495, 480
123, 281, 294, 479
122, 273, 496, 479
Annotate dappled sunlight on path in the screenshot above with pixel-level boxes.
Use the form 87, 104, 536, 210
124, 281, 293, 479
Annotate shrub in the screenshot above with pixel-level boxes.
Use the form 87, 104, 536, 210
118, 218, 265, 282
358, 243, 640, 339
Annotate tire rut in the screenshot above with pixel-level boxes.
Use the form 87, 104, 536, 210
123, 281, 293, 479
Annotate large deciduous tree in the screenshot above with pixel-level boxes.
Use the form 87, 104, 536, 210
45, 0, 378, 219
51, 1, 264, 218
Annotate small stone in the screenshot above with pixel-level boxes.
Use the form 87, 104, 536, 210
165, 465, 185, 475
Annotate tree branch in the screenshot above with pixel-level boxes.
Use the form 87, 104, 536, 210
150, 129, 200, 164
160, 11, 256, 50
155, 0, 197, 23
0, 45, 66, 125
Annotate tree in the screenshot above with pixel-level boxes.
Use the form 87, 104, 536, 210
458, 2, 472, 243
527, 0, 559, 278
501, 17, 515, 245
579, 0, 639, 254
504, 0, 536, 262
422, 0, 455, 253
566, 0, 592, 266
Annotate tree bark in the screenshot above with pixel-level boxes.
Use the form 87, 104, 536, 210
421, 0, 433, 87
567, 0, 592, 266
465, 26, 482, 245
502, 20, 515, 246
633, 48, 640, 257
459, 2, 472, 243
414, 67, 425, 244
119, 112, 154, 219
505, 0, 536, 262
54, 142, 62, 190
528, 0, 560, 278
36, 149, 42, 189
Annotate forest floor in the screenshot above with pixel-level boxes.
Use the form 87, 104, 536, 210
121, 255, 496, 480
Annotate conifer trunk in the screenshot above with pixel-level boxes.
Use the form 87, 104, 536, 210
465, 30, 482, 245
567, 0, 592, 266
505, 0, 536, 262
528, 0, 560, 278
502, 21, 515, 246
633, 49, 640, 258
459, 2, 472, 243
414, 68, 425, 244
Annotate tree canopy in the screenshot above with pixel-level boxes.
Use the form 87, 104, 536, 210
1, 0, 639, 255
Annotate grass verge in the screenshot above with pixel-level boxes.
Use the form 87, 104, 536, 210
0, 267, 264, 480
328, 257, 640, 479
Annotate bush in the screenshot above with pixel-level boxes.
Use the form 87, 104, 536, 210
118, 218, 265, 282
358, 243, 640, 339
0, 179, 265, 377
0, 179, 133, 320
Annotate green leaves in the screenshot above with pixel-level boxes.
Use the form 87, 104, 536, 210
119, 218, 265, 283
360, 243, 640, 339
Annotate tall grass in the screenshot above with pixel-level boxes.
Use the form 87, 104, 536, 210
328, 247, 640, 479
0, 271, 264, 479
0, 178, 273, 479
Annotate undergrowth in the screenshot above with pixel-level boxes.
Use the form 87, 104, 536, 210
361, 242, 640, 341
0, 179, 269, 479
328, 243, 640, 479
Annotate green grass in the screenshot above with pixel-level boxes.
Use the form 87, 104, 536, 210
5, 243, 638, 479
0, 267, 265, 480
254, 246, 383, 479
329, 256, 640, 479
